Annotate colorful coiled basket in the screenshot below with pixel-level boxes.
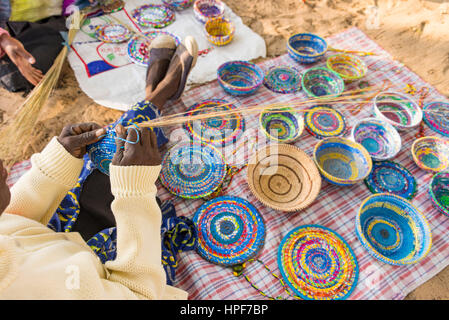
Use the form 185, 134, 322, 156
326, 53, 367, 82
411, 136, 449, 172
429, 172, 449, 217
162, 0, 194, 11
205, 17, 235, 46
423, 101, 449, 137
313, 137, 373, 186
301, 67, 345, 98
260, 108, 304, 143
217, 60, 264, 96
287, 33, 328, 64
373, 91, 423, 130
351, 117, 401, 161
356, 193, 432, 265
193, 0, 225, 24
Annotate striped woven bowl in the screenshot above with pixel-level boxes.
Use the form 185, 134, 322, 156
429, 172, 449, 217
412, 136, 449, 172
351, 118, 401, 161
162, 0, 194, 10
217, 60, 264, 96
356, 193, 432, 265
373, 91, 423, 130
205, 17, 235, 46
287, 33, 328, 64
260, 107, 304, 143
193, 0, 225, 24
326, 53, 367, 82
313, 137, 372, 186
302, 67, 345, 98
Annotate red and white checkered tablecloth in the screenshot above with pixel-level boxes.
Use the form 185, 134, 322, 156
7, 27, 449, 300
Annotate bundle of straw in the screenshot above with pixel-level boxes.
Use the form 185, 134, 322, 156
0, 13, 85, 167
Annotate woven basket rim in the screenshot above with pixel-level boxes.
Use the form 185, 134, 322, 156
313, 137, 373, 184
301, 67, 345, 98
411, 136, 449, 172
350, 117, 402, 161
326, 53, 367, 81
247, 143, 321, 212
355, 193, 432, 265
287, 32, 328, 58
429, 172, 449, 216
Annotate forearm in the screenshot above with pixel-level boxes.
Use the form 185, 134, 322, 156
6, 137, 84, 225
106, 164, 167, 299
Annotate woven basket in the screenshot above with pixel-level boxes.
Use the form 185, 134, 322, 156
217, 60, 264, 96
87, 129, 117, 176
162, 0, 194, 10
313, 137, 372, 186
373, 91, 423, 130
326, 53, 367, 82
193, 0, 225, 24
287, 33, 328, 64
247, 144, 321, 212
351, 117, 401, 161
412, 136, 449, 172
205, 17, 235, 46
423, 101, 449, 137
260, 108, 304, 143
429, 172, 449, 217
301, 67, 345, 98
356, 193, 432, 265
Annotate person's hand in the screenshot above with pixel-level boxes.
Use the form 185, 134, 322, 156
0, 33, 43, 86
57, 122, 106, 159
112, 124, 162, 167
0, 160, 11, 215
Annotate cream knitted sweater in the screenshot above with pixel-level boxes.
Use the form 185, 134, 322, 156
0, 137, 188, 300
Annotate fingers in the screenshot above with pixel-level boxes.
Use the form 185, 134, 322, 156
149, 129, 158, 149
71, 122, 103, 135
112, 124, 126, 165
71, 126, 106, 148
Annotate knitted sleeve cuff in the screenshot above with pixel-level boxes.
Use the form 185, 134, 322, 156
30, 137, 84, 187
109, 165, 161, 197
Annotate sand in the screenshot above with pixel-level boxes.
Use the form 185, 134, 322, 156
0, 0, 448, 299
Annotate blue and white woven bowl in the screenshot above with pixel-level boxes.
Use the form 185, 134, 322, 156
217, 60, 264, 96
351, 118, 402, 161
313, 137, 372, 186
287, 33, 328, 64
87, 129, 117, 176
301, 67, 345, 98
356, 193, 432, 265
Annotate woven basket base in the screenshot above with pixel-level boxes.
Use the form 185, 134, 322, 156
248, 144, 321, 212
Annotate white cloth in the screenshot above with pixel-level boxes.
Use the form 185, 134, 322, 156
67, 0, 267, 111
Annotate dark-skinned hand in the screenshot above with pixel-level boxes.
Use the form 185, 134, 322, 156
0, 33, 43, 86
112, 124, 162, 167
0, 160, 11, 216
57, 122, 106, 159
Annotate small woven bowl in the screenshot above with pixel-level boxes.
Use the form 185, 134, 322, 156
351, 118, 401, 161
301, 67, 345, 98
356, 193, 432, 265
260, 108, 304, 143
287, 33, 328, 64
429, 172, 449, 217
412, 136, 449, 172
87, 129, 117, 176
205, 17, 235, 46
313, 137, 373, 186
193, 0, 225, 24
217, 60, 264, 96
373, 91, 423, 130
326, 53, 367, 82
247, 144, 322, 212
423, 101, 449, 137
162, 0, 194, 10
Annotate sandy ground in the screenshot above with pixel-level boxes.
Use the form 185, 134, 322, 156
0, 0, 448, 299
